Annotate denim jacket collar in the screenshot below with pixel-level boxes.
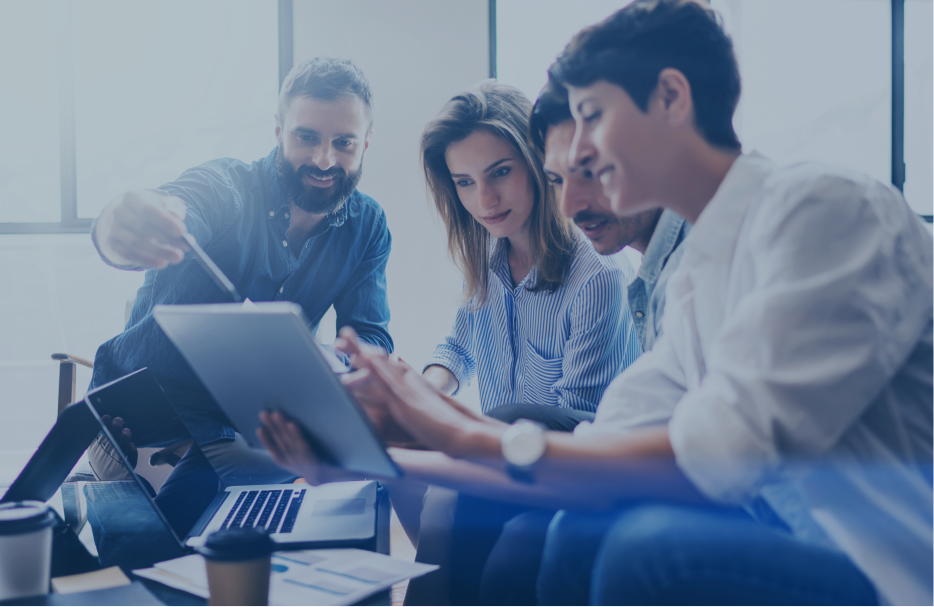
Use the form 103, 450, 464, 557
638, 209, 689, 286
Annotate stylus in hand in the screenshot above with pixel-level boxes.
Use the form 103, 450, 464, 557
182, 233, 243, 302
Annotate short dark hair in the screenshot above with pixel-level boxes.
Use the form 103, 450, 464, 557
528, 79, 572, 157
550, 0, 741, 150
278, 57, 373, 125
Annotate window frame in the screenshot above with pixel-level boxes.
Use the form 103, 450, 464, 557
0, 0, 293, 234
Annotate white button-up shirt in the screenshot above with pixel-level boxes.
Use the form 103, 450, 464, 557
579, 153, 933, 605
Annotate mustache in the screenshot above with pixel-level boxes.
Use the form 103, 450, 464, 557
572, 210, 617, 226
298, 166, 345, 180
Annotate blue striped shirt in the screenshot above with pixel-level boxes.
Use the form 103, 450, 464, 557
425, 235, 642, 413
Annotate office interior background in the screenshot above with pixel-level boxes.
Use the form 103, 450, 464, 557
0, 0, 931, 483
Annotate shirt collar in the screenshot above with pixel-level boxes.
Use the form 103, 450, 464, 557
683, 152, 773, 264
491, 242, 513, 288
328, 199, 349, 228
490, 241, 541, 291
637, 209, 689, 284
262, 146, 350, 229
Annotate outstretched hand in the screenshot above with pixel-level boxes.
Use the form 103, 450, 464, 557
335, 327, 420, 447
94, 189, 189, 268
257, 410, 319, 482
257, 410, 367, 486
341, 367, 421, 447
99, 415, 138, 469
336, 328, 497, 458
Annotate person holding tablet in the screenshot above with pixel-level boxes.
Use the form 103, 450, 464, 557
89, 57, 392, 535
259, 1, 933, 604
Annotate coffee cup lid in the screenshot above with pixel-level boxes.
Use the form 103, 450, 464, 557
198, 527, 275, 561
0, 501, 54, 535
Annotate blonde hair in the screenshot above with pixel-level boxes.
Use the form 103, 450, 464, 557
420, 81, 576, 306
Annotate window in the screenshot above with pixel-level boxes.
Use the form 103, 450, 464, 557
713, 0, 891, 186
495, 0, 930, 219
0, 2, 62, 225
903, 0, 933, 216
0, 0, 281, 233
496, 0, 633, 104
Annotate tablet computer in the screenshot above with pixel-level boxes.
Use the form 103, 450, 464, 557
153, 302, 401, 479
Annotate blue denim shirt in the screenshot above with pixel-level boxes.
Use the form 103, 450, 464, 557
90, 147, 393, 446
627, 209, 690, 351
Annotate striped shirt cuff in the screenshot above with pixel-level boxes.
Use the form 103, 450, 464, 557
424, 347, 471, 396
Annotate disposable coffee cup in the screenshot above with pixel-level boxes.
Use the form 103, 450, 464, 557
0, 501, 55, 601
198, 527, 275, 606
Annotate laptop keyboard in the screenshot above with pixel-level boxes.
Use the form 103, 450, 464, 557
279, 488, 306, 533
267, 489, 292, 532
219, 488, 306, 534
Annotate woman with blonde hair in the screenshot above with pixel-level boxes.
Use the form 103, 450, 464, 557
420, 80, 640, 423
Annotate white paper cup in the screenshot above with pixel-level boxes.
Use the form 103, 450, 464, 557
0, 501, 54, 601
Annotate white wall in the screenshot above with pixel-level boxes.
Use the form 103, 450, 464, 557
293, 0, 489, 407
0, 235, 143, 481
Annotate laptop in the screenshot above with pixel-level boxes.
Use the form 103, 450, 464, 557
152, 301, 402, 480
3, 369, 387, 569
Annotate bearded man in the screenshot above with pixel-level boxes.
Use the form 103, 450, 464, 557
88, 57, 391, 535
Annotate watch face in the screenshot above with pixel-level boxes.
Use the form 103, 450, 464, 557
502, 423, 546, 467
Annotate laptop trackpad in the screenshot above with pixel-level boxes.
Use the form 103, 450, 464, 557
313, 498, 366, 516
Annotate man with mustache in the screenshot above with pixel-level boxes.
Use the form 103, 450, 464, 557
532, 79, 689, 353
480, 82, 690, 432
408, 80, 694, 605
88, 57, 391, 535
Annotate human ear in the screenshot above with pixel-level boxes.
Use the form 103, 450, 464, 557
656, 68, 693, 128
275, 114, 282, 140
363, 130, 372, 153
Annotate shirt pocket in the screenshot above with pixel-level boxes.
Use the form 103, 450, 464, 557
521, 341, 563, 407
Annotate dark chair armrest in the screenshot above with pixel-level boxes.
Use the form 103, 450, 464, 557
52, 354, 94, 416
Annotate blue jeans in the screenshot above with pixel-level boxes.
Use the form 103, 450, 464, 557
538, 503, 878, 605
444, 403, 594, 607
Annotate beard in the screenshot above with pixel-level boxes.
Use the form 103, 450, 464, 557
275, 146, 363, 215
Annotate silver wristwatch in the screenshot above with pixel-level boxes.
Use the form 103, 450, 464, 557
501, 420, 546, 483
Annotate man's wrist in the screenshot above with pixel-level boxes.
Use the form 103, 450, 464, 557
448, 421, 504, 460
424, 365, 459, 395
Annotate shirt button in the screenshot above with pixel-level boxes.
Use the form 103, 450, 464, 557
282, 240, 288, 247
635, 311, 644, 318
279, 287, 284, 293
269, 211, 275, 217
284, 213, 290, 219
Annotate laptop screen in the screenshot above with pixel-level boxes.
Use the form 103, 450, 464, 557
2, 369, 189, 569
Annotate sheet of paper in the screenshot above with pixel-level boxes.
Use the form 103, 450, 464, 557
51, 566, 131, 594
133, 566, 209, 599
135, 549, 437, 606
